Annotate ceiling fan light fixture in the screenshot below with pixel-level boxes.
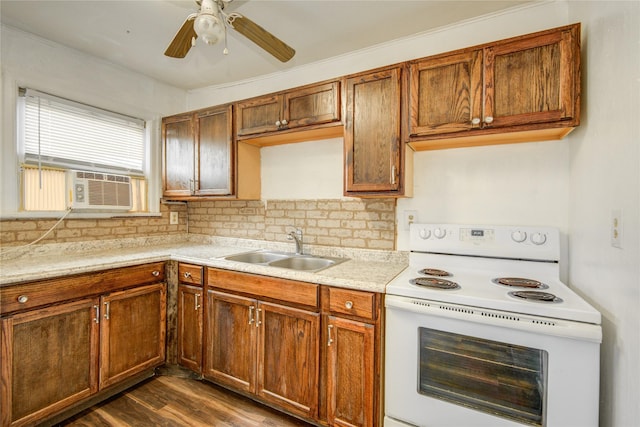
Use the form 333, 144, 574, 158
193, 12, 224, 45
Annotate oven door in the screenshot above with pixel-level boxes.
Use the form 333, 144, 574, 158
384, 295, 600, 427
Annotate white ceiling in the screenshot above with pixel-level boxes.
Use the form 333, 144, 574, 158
0, 0, 533, 90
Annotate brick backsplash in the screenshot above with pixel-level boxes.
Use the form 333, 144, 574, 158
1, 199, 397, 250
0, 204, 188, 247
188, 199, 397, 250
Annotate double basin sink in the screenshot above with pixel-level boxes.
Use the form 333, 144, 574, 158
223, 250, 347, 272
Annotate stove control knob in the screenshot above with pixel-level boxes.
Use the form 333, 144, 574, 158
511, 230, 527, 243
433, 228, 446, 239
531, 232, 547, 245
418, 228, 431, 239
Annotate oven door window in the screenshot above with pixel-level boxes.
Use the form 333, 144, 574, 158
419, 327, 548, 426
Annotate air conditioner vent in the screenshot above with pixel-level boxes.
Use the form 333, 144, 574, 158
67, 170, 132, 210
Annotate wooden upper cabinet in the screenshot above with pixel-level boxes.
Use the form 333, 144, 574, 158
484, 26, 579, 128
344, 66, 411, 197
409, 49, 483, 136
163, 104, 240, 199
235, 80, 341, 143
163, 113, 194, 198
408, 23, 581, 150
195, 106, 234, 196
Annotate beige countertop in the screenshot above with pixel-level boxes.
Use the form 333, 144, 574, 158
0, 235, 408, 293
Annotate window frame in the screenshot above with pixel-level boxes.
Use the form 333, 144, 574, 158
1, 79, 162, 219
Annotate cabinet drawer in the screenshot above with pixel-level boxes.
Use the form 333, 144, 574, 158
328, 287, 375, 320
207, 268, 319, 308
179, 263, 203, 286
1, 262, 165, 315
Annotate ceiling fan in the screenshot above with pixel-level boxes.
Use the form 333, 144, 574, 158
164, 0, 295, 62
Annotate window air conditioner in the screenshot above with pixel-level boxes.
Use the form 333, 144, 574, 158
66, 170, 132, 210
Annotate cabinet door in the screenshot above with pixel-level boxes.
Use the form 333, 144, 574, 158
409, 50, 483, 136
99, 283, 166, 389
203, 290, 257, 394
163, 114, 195, 197
326, 316, 375, 427
236, 95, 283, 136
177, 284, 203, 372
0, 298, 99, 427
257, 301, 320, 418
284, 81, 341, 129
195, 106, 234, 196
484, 25, 579, 128
344, 68, 403, 195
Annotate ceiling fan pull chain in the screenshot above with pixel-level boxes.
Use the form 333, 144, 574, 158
223, 23, 229, 55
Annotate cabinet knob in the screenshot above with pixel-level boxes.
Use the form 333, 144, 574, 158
17, 295, 28, 304
281, 119, 288, 126
275, 120, 281, 127
484, 116, 494, 124
152, 271, 160, 277
183, 271, 192, 279
345, 301, 354, 309
471, 117, 481, 125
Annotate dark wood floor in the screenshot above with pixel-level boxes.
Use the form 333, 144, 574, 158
58, 375, 315, 427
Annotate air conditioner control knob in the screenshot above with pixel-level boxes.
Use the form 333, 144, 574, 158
418, 228, 431, 239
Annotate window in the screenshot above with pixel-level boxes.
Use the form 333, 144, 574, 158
18, 88, 148, 212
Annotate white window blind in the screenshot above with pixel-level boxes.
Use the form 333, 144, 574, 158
20, 88, 145, 174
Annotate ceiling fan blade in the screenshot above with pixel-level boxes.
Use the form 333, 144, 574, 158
165, 16, 197, 58
229, 14, 295, 62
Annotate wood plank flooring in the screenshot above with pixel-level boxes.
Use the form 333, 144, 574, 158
57, 375, 315, 427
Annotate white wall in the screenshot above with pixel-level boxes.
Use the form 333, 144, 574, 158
567, 2, 640, 426
0, 25, 188, 214
188, 2, 639, 426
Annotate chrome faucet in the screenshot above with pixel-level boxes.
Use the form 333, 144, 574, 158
287, 228, 304, 255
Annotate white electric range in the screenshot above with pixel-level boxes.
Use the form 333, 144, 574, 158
384, 223, 601, 427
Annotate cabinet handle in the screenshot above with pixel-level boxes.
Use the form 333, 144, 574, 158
248, 305, 255, 325
93, 305, 100, 323
391, 165, 397, 185
275, 120, 281, 127
345, 301, 353, 310
484, 116, 494, 124
327, 324, 334, 347
152, 270, 160, 277
17, 295, 28, 304
195, 293, 201, 311
183, 271, 192, 279
256, 308, 262, 327
471, 117, 481, 125
281, 119, 288, 126
103, 301, 110, 320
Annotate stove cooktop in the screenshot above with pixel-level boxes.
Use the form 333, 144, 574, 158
388, 223, 601, 325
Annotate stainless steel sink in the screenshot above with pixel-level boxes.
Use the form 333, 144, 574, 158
268, 256, 337, 271
224, 251, 290, 264
223, 250, 347, 272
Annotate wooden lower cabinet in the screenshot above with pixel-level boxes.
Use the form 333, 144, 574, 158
177, 284, 203, 372
0, 263, 167, 427
203, 289, 320, 419
0, 299, 99, 427
326, 316, 375, 427
203, 268, 382, 427
99, 283, 166, 389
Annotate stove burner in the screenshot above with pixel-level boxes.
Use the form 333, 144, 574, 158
410, 277, 460, 290
419, 268, 452, 277
493, 277, 547, 289
509, 290, 562, 303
